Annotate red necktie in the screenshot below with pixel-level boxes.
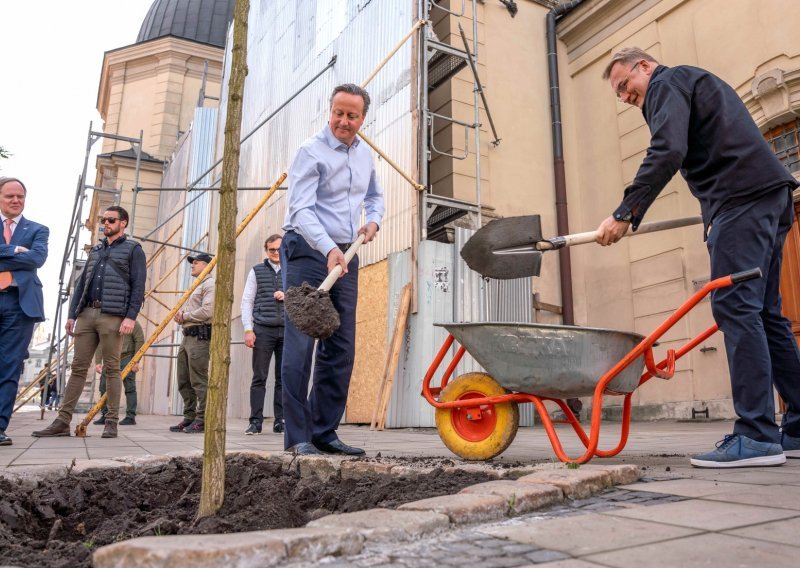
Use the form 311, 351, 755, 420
0, 219, 13, 289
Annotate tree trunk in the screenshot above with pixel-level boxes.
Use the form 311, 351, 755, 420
197, 0, 249, 520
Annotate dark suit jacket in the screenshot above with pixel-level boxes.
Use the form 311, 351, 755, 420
0, 216, 49, 321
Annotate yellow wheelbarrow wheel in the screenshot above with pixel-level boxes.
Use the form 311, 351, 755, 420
435, 372, 519, 461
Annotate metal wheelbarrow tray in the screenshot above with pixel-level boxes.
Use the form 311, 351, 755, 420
421, 268, 762, 464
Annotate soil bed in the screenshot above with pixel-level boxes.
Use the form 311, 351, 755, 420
0, 455, 494, 568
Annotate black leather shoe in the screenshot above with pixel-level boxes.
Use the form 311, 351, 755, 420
119, 417, 136, 426
313, 439, 365, 456
0, 430, 11, 446
293, 442, 324, 455
169, 419, 193, 432
92, 414, 107, 426
272, 420, 285, 434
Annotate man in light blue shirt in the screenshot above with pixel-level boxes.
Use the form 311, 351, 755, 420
281, 83, 384, 456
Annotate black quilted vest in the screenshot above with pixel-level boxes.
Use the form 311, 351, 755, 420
252, 261, 283, 327
77, 236, 140, 316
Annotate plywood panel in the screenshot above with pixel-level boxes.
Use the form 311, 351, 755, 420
345, 260, 390, 423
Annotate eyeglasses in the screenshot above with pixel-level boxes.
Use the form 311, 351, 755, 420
615, 62, 640, 100
267, 247, 281, 253
100, 217, 120, 224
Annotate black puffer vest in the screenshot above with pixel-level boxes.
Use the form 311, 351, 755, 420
252, 261, 283, 327
77, 236, 140, 317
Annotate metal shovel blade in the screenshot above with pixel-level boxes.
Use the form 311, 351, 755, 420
460, 215, 544, 279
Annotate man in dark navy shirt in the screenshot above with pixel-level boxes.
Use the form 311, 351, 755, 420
597, 47, 800, 468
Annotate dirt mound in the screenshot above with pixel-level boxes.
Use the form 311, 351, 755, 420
0, 455, 492, 568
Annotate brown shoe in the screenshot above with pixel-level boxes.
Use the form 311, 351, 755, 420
32, 419, 71, 437
101, 420, 118, 439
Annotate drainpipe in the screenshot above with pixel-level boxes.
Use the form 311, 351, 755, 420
546, 0, 584, 326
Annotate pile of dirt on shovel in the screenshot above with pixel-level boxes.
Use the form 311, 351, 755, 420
0, 454, 494, 568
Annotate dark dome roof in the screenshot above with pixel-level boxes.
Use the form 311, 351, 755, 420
137, 0, 235, 48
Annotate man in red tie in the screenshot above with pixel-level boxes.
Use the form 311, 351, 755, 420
0, 177, 49, 446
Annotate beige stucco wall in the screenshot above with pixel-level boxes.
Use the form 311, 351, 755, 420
97, 37, 224, 160
432, 0, 566, 317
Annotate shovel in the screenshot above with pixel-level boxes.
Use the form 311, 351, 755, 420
461, 215, 703, 279
284, 234, 366, 339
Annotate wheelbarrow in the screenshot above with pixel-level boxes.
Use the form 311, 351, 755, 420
421, 268, 762, 463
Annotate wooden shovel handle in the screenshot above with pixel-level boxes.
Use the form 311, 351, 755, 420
319, 233, 366, 291
539, 215, 703, 251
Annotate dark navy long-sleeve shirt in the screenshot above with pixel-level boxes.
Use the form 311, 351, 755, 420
614, 65, 798, 234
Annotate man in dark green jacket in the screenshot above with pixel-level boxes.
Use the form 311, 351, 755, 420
93, 319, 145, 425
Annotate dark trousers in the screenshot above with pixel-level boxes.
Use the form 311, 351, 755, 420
249, 323, 284, 425
708, 186, 800, 443
280, 231, 358, 449
176, 335, 210, 422
98, 355, 138, 418
0, 289, 36, 432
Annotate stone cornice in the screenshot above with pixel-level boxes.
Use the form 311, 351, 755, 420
556, 0, 686, 70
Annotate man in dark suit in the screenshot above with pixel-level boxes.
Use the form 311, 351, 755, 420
0, 177, 49, 446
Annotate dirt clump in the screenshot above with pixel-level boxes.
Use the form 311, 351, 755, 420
0, 454, 492, 568
284, 282, 340, 339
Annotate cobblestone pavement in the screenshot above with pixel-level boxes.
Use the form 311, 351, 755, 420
290, 488, 692, 567
287, 457, 800, 568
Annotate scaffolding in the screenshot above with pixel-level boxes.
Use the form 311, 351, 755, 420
419, 0, 501, 244
21, 1, 505, 424
35, 127, 145, 416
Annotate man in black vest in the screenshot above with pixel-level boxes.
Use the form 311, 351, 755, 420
241, 234, 284, 434
33, 206, 146, 439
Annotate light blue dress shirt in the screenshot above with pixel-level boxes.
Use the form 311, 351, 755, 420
283, 126, 385, 256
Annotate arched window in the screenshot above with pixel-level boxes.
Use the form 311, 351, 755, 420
764, 119, 800, 175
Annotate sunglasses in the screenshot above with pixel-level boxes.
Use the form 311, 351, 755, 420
267, 247, 281, 253
100, 217, 120, 224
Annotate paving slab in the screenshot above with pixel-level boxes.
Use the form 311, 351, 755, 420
701, 483, 800, 511
534, 560, 610, 568
619, 478, 745, 497
724, 516, 800, 547
603, 498, 799, 531
584, 532, 800, 567
479, 511, 700, 556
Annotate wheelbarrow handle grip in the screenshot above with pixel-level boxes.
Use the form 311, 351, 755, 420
538, 216, 704, 250
319, 233, 366, 292
730, 267, 762, 283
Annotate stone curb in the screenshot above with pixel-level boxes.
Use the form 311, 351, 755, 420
307, 508, 450, 542
93, 527, 364, 568
0, 453, 640, 566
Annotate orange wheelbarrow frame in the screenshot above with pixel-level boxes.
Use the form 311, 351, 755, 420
422, 269, 761, 464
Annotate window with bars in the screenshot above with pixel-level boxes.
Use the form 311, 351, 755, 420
765, 119, 800, 174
